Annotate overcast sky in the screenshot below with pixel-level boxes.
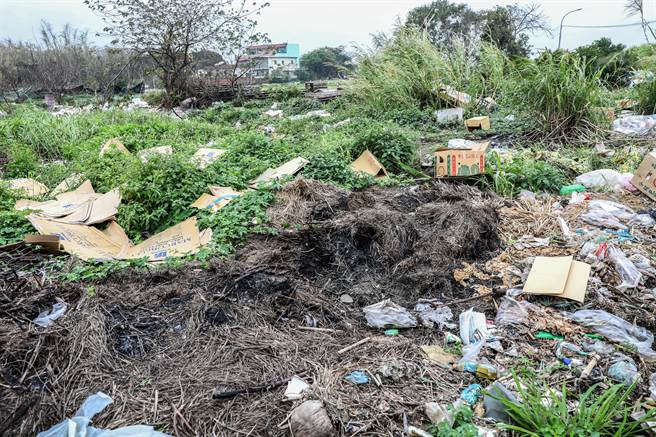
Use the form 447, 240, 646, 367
0, 0, 654, 54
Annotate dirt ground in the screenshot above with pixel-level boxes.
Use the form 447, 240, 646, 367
2, 179, 656, 436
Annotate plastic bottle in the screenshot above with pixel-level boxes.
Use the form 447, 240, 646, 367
560, 184, 586, 195
455, 361, 499, 379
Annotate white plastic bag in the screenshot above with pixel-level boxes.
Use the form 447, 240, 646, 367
568, 309, 656, 361
34, 300, 67, 327
629, 253, 656, 278
580, 200, 636, 230
459, 308, 488, 345
363, 299, 417, 328
612, 114, 656, 135
575, 169, 634, 192
608, 246, 642, 290
37, 392, 170, 437
415, 303, 455, 329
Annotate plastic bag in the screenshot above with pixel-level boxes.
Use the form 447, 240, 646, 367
517, 190, 536, 202
629, 253, 656, 278
581, 339, 615, 355
612, 114, 656, 135
363, 299, 417, 328
608, 246, 642, 290
608, 353, 641, 385
495, 294, 536, 327
459, 308, 488, 344
580, 200, 636, 230
650, 373, 656, 399
459, 339, 486, 365
37, 392, 171, 437
575, 169, 634, 192
415, 303, 455, 329
568, 309, 656, 361
629, 213, 656, 227
34, 300, 67, 327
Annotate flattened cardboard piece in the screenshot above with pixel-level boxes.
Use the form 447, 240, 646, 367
191, 188, 241, 213
437, 84, 471, 107
420, 345, 456, 369
465, 116, 491, 131
51, 173, 85, 197
25, 234, 62, 253
199, 227, 213, 246
137, 146, 173, 163
27, 215, 124, 261
192, 148, 226, 169
16, 181, 99, 219
55, 189, 120, 225
632, 151, 656, 201
100, 138, 130, 156
434, 141, 489, 178
55, 180, 95, 202
523, 256, 573, 295
102, 221, 132, 248
523, 256, 591, 302
7, 178, 49, 197
351, 150, 388, 178
123, 217, 201, 262
250, 157, 309, 187
562, 261, 591, 303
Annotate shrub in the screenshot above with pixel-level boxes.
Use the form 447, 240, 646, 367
485, 152, 566, 196
303, 150, 373, 189
5, 144, 40, 177
0, 184, 32, 245
510, 52, 603, 138
636, 79, 656, 115
348, 121, 417, 169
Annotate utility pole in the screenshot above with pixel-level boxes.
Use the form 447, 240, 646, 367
558, 8, 583, 49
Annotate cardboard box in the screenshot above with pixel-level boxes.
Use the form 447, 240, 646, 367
434, 141, 489, 177
465, 116, 490, 131
351, 150, 388, 178
632, 151, 656, 201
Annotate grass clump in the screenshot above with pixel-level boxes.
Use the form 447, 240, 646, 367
348, 120, 418, 170
636, 79, 656, 115
510, 52, 604, 139
485, 152, 566, 196
493, 376, 656, 436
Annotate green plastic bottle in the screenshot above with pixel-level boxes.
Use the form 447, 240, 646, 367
560, 184, 585, 195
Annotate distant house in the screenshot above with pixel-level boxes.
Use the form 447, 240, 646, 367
241, 43, 300, 80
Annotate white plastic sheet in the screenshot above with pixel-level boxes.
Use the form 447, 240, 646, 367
608, 246, 642, 290
363, 299, 417, 328
459, 308, 488, 344
612, 115, 656, 136
37, 392, 170, 437
34, 300, 67, 327
580, 199, 636, 230
575, 169, 634, 192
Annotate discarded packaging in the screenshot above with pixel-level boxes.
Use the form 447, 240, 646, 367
50, 173, 85, 197
289, 400, 333, 437
568, 309, 656, 361
420, 345, 456, 368
437, 84, 471, 107
575, 169, 634, 192
285, 375, 310, 400
459, 308, 488, 344
191, 187, 241, 213
100, 138, 130, 156
351, 150, 388, 178
33, 300, 67, 327
612, 114, 656, 135
523, 256, 590, 302
460, 384, 483, 405
484, 381, 516, 422
250, 157, 309, 187
289, 109, 331, 120
435, 107, 464, 125
37, 391, 170, 437
363, 299, 417, 328
608, 354, 641, 385
632, 151, 656, 201
560, 184, 585, 195
344, 370, 369, 384
608, 246, 642, 290
415, 303, 454, 329
456, 361, 499, 379
434, 141, 489, 177
581, 199, 636, 230
192, 148, 226, 169
465, 115, 490, 131
6, 178, 49, 197
264, 109, 283, 118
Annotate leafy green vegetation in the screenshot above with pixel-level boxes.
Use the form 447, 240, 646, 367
493, 376, 656, 437
428, 406, 479, 437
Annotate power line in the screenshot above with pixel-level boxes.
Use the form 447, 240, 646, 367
563, 20, 656, 29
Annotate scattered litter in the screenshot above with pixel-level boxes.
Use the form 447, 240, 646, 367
50, 173, 85, 197
437, 84, 471, 107
250, 156, 309, 187
137, 146, 173, 163
608, 246, 642, 290
36, 391, 170, 437
339, 293, 354, 303
580, 199, 636, 230
523, 256, 590, 302
484, 381, 516, 421
344, 370, 369, 384
513, 235, 549, 250
517, 190, 536, 202
420, 345, 456, 369
560, 184, 585, 195
460, 383, 483, 405
465, 115, 490, 131
384, 328, 399, 336
191, 187, 241, 212
363, 299, 417, 328
289, 400, 333, 437
407, 426, 433, 437
612, 114, 656, 135
568, 310, 656, 360
264, 109, 283, 118
650, 373, 656, 399
632, 151, 656, 201
575, 169, 634, 192
284, 375, 310, 400
289, 109, 331, 120
415, 303, 454, 329
608, 354, 641, 385
456, 360, 499, 379
435, 107, 464, 125
6, 178, 49, 197
351, 149, 388, 178
100, 138, 130, 156
459, 308, 488, 344
434, 141, 489, 177
535, 331, 564, 340
629, 253, 656, 277
33, 299, 67, 327
445, 332, 462, 344
192, 148, 226, 169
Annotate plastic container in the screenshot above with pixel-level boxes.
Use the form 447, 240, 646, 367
456, 361, 499, 379
560, 184, 585, 195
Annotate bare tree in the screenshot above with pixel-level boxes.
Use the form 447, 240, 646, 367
0, 41, 37, 101
507, 3, 552, 38
85, 0, 269, 106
